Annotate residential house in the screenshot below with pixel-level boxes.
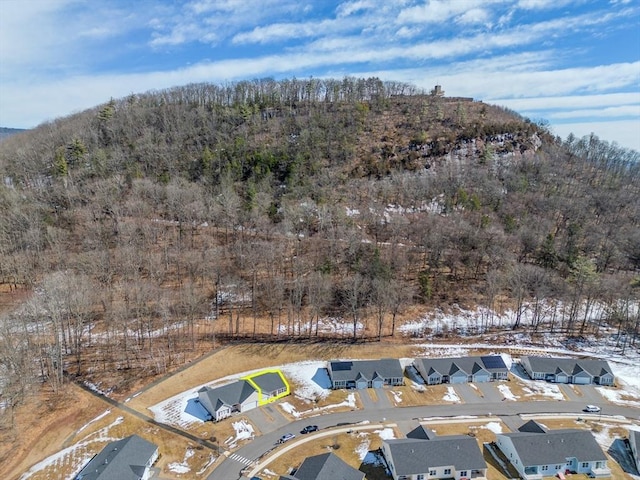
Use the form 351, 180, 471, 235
413, 356, 508, 385
520, 356, 614, 385
495, 420, 611, 479
75, 434, 158, 480
244, 370, 289, 405
279, 452, 365, 480
629, 429, 640, 474
382, 425, 487, 480
198, 380, 259, 421
328, 359, 404, 389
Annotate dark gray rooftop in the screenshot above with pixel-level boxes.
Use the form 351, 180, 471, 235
289, 452, 365, 480
500, 429, 607, 465
384, 436, 486, 475
75, 435, 157, 480
415, 355, 507, 376
524, 356, 613, 377
329, 359, 403, 382
518, 420, 547, 433
249, 371, 287, 394
199, 380, 257, 411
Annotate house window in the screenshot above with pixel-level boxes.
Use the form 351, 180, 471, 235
581, 462, 589, 468
417, 475, 424, 480
541, 466, 548, 471
555, 465, 562, 470
429, 470, 436, 476
596, 462, 604, 468
460, 471, 467, 477
444, 468, 451, 475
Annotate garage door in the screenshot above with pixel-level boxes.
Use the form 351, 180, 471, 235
242, 401, 259, 411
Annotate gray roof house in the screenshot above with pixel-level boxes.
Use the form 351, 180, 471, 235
198, 380, 259, 421
382, 425, 487, 480
280, 452, 365, 480
75, 434, 158, 480
328, 359, 404, 389
413, 355, 508, 385
521, 356, 614, 385
629, 429, 640, 474
246, 371, 288, 401
495, 421, 611, 479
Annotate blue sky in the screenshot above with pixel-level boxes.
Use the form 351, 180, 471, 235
1, 0, 639, 150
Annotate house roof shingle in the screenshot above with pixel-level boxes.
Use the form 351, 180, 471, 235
199, 380, 256, 412
248, 371, 287, 394
524, 356, 613, 378
415, 355, 507, 378
287, 453, 365, 480
75, 435, 157, 480
384, 436, 486, 475
500, 429, 607, 465
329, 359, 403, 383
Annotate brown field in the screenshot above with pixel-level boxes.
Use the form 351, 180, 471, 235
1, 384, 217, 480
386, 383, 463, 406
507, 376, 568, 401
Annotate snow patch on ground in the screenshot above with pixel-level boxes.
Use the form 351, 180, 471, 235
497, 384, 518, 401
375, 428, 395, 440
521, 382, 564, 401
483, 422, 503, 434
443, 386, 461, 403
227, 419, 254, 447
77, 409, 111, 434
597, 387, 640, 408
355, 438, 370, 461
168, 447, 194, 474
281, 361, 330, 401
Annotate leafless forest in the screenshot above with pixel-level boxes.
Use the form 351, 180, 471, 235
0, 78, 638, 419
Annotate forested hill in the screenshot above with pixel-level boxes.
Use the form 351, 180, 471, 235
0, 77, 638, 390
0, 127, 26, 142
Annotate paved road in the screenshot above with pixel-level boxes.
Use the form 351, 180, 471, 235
207, 397, 640, 480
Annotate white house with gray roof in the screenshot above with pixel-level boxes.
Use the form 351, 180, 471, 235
328, 359, 404, 389
413, 355, 508, 385
382, 425, 487, 480
198, 380, 259, 421
521, 356, 614, 385
75, 434, 158, 480
495, 420, 611, 479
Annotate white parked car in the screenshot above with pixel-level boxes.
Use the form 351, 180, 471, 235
583, 405, 601, 413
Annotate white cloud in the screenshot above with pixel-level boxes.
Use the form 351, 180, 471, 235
539, 105, 640, 119
487, 92, 640, 111
336, 0, 376, 17
456, 8, 491, 25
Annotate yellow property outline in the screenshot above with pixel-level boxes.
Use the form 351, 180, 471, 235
242, 369, 290, 406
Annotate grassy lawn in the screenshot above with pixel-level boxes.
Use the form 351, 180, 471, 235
385, 383, 462, 406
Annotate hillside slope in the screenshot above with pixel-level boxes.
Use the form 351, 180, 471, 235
0, 77, 638, 396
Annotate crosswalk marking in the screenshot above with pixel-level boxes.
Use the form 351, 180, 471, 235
229, 453, 252, 466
